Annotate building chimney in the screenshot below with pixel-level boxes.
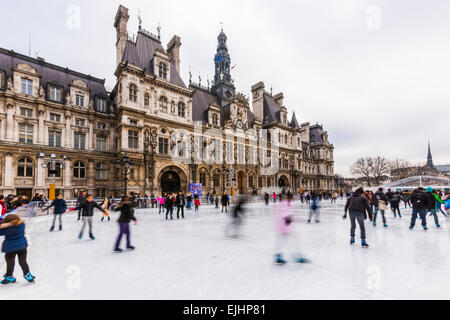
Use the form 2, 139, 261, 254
273, 92, 284, 108
114, 5, 130, 68
251, 82, 265, 123
167, 35, 182, 74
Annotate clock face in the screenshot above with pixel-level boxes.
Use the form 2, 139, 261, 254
236, 121, 243, 129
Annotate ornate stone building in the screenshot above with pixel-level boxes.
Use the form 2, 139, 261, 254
0, 4, 335, 199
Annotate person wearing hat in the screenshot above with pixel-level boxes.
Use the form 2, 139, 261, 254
343, 187, 372, 248
0, 214, 35, 284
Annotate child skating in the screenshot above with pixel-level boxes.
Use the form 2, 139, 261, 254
0, 214, 35, 284
42, 194, 67, 231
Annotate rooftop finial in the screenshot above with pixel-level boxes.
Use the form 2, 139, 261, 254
189, 66, 192, 84
220, 21, 224, 32
157, 22, 161, 40
138, 11, 142, 29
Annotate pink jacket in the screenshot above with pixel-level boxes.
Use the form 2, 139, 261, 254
158, 197, 165, 205
274, 202, 293, 234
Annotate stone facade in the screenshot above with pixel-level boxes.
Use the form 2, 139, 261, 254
0, 4, 335, 199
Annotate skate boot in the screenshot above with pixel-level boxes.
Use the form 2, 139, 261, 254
361, 240, 369, 248
50, 226, 54, 232
101, 217, 104, 222
114, 248, 123, 253
409, 225, 414, 230
350, 237, 355, 245
89, 233, 96, 240
108, 217, 111, 221
399, 215, 402, 218
383, 224, 388, 228
423, 226, 428, 230
24, 272, 35, 283
307, 220, 311, 224
59, 225, 62, 231
1, 276, 16, 285
373, 222, 376, 227
436, 224, 441, 228
275, 254, 287, 265
296, 256, 310, 264
127, 246, 135, 251
78, 232, 83, 240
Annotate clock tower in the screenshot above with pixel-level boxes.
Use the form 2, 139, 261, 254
212, 29, 235, 101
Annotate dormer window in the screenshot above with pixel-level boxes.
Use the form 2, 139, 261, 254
159, 62, 167, 79
129, 119, 138, 126
21, 78, 33, 95
75, 93, 85, 107
49, 86, 63, 102
178, 102, 186, 118
95, 97, 107, 113
159, 96, 168, 113
0, 70, 5, 90
212, 113, 219, 126
129, 84, 137, 102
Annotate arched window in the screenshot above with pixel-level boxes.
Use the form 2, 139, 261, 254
199, 169, 207, 186
159, 96, 168, 113
159, 62, 167, 79
95, 163, 108, 180
73, 161, 86, 179
129, 84, 137, 103
17, 157, 33, 177
144, 93, 150, 106
178, 102, 186, 118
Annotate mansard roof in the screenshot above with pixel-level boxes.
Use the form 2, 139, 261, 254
263, 94, 280, 124
121, 31, 186, 88
190, 85, 221, 123
0, 47, 108, 98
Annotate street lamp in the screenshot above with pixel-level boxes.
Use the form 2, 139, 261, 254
116, 154, 135, 196
38, 153, 67, 200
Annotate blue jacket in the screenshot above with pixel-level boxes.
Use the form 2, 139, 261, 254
0, 223, 28, 253
44, 198, 67, 215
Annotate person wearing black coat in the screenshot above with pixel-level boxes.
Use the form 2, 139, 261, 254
43, 194, 67, 231
221, 193, 230, 213
113, 196, 137, 252
390, 191, 402, 218
72, 195, 106, 240
409, 187, 431, 230
176, 192, 185, 219
343, 188, 372, 247
372, 188, 389, 227
76, 192, 87, 221
165, 194, 175, 220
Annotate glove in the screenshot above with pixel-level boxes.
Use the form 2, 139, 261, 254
342, 214, 347, 220
134, 220, 138, 225
69, 208, 75, 212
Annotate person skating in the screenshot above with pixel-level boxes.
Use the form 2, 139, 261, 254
0, 214, 35, 284
214, 194, 219, 209
409, 187, 431, 230
372, 188, 388, 228
426, 188, 444, 228
274, 200, 310, 265
0, 195, 7, 222
343, 188, 372, 248
308, 192, 320, 223
165, 193, 175, 220
391, 191, 402, 218
113, 196, 137, 253
221, 193, 230, 213
226, 196, 247, 238
176, 192, 185, 219
401, 192, 411, 208
158, 194, 166, 214
264, 193, 270, 206
194, 197, 200, 211
71, 195, 106, 240
42, 194, 67, 231
100, 197, 111, 222
76, 191, 87, 221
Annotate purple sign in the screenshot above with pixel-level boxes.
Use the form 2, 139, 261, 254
189, 183, 202, 197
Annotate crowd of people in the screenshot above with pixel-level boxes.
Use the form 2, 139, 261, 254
0, 185, 449, 285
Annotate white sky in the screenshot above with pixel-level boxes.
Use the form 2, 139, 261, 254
1, 0, 449, 176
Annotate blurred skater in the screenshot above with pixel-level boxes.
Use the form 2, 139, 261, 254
176, 192, 185, 219
372, 188, 388, 228
343, 188, 372, 248
274, 201, 309, 265
194, 197, 200, 211
225, 196, 247, 238
71, 195, 106, 240
0, 214, 35, 284
101, 197, 111, 222
221, 193, 230, 213
308, 192, 320, 223
264, 193, 270, 206
391, 191, 402, 218
113, 196, 137, 253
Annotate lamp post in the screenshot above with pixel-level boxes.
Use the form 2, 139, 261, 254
116, 154, 135, 196
39, 153, 67, 200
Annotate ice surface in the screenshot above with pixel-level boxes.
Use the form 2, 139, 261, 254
1, 200, 449, 300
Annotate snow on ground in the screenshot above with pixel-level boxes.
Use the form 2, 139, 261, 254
1, 199, 449, 300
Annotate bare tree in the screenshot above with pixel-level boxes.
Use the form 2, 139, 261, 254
350, 158, 373, 187
371, 156, 391, 186
389, 158, 412, 180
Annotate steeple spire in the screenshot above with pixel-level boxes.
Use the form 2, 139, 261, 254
427, 141, 434, 167
212, 28, 235, 99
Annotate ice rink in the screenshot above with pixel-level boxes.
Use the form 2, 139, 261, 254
1, 199, 449, 300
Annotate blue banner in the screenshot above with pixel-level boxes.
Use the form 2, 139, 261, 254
189, 183, 202, 197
